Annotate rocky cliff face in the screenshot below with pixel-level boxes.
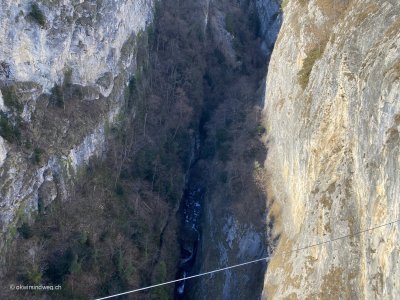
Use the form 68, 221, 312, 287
0, 0, 153, 263
0, 0, 152, 91
187, 1, 281, 299
256, 0, 281, 56
262, 0, 400, 298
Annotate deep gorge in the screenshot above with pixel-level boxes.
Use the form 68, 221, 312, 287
0, 0, 281, 299
2, 0, 396, 299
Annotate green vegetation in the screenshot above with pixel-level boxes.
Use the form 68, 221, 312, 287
49, 68, 74, 108
63, 67, 73, 88
33, 147, 44, 164
224, 6, 261, 53
114, 182, 124, 196
298, 45, 325, 89
69, 254, 82, 275
120, 35, 136, 61
256, 123, 266, 136
281, 0, 289, 10
29, 3, 46, 27
50, 83, 64, 108
1, 85, 23, 113
27, 265, 43, 285
225, 13, 237, 36
116, 249, 135, 283
0, 85, 24, 143
0, 112, 20, 143
152, 261, 168, 300
17, 222, 33, 239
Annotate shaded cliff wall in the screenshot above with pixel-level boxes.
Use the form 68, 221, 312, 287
256, 0, 282, 56
187, 0, 281, 299
262, 0, 400, 298
0, 0, 153, 263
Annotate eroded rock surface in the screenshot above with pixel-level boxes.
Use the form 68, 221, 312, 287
263, 0, 400, 298
0, 0, 153, 264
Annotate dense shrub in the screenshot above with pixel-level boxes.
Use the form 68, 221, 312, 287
225, 13, 237, 35
50, 84, 64, 107
29, 3, 46, 27
63, 67, 73, 88
298, 46, 325, 89
114, 183, 124, 196
281, 0, 289, 9
33, 147, 44, 164
45, 248, 74, 283
17, 222, 33, 239
1, 86, 22, 112
27, 265, 42, 285
256, 124, 266, 135
0, 112, 20, 143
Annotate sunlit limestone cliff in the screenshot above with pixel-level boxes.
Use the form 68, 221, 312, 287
262, 0, 399, 298
0, 0, 153, 263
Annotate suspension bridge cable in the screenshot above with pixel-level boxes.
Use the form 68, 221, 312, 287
95, 218, 400, 300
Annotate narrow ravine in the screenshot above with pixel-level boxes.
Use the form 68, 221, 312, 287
172, 0, 282, 298
175, 181, 205, 297
175, 130, 205, 298
0, 1, 282, 300
172, 1, 281, 298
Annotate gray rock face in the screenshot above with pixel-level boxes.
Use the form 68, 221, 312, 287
0, 0, 153, 264
37, 169, 57, 211
0, 0, 153, 92
256, 0, 281, 56
262, 0, 400, 298
0, 137, 6, 169
189, 1, 281, 299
